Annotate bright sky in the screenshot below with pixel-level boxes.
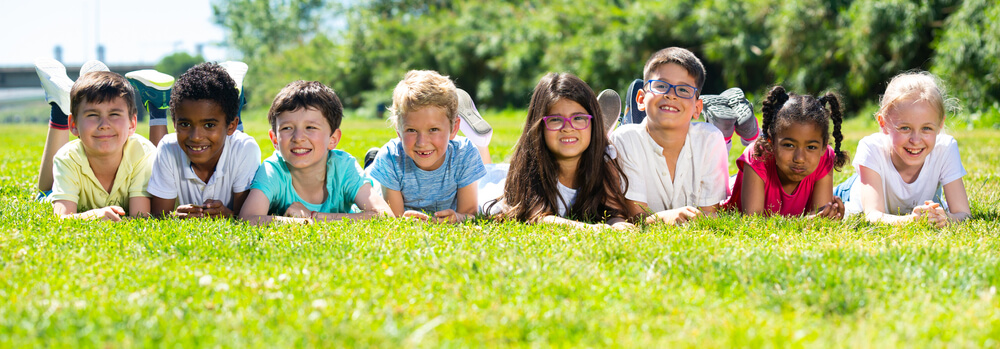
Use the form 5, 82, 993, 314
0, 0, 230, 67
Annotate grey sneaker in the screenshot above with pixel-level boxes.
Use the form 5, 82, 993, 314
219, 61, 248, 94
34, 58, 73, 116
455, 88, 491, 135
597, 88, 621, 132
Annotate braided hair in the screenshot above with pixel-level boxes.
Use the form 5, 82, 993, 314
754, 86, 849, 170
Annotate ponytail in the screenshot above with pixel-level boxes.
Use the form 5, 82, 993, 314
754, 86, 789, 160
820, 93, 849, 170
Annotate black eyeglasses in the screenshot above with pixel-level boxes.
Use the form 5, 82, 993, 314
541, 114, 592, 131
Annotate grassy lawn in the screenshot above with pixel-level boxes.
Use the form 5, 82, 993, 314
1, 106, 999, 347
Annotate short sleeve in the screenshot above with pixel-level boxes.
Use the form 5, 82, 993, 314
810, 146, 835, 180
610, 131, 647, 203
938, 136, 966, 185
128, 150, 155, 198
369, 143, 402, 191
49, 150, 80, 203
697, 128, 730, 206
333, 152, 370, 204
231, 137, 262, 193
147, 141, 179, 199
250, 159, 285, 205
455, 140, 486, 188
853, 134, 885, 176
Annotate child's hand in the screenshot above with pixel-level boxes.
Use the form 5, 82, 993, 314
402, 210, 431, 221
432, 209, 467, 223
175, 204, 204, 218
809, 197, 844, 220
912, 200, 948, 228
84, 206, 126, 221
200, 199, 232, 218
610, 221, 637, 231
285, 202, 312, 219
645, 206, 701, 225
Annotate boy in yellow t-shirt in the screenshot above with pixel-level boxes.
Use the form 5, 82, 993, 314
49, 71, 156, 221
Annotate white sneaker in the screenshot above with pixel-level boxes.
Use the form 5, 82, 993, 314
80, 60, 109, 76
456, 88, 492, 147
34, 58, 73, 116
219, 61, 248, 93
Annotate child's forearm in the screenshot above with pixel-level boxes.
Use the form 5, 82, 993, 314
313, 210, 388, 222
947, 211, 970, 222
864, 210, 914, 225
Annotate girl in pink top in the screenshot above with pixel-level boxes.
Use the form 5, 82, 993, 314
724, 86, 849, 218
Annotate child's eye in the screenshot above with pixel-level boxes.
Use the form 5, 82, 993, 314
898, 126, 910, 131
430, 127, 440, 132
405, 128, 417, 133
205, 123, 216, 129
178, 122, 191, 128
807, 145, 819, 150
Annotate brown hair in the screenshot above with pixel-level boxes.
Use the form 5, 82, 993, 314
267, 80, 344, 131
70, 71, 137, 119
642, 47, 706, 96
389, 70, 458, 132
489, 73, 630, 223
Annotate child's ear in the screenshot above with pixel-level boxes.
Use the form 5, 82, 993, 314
69, 115, 79, 137
128, 113, 138, 135
226, 117, 239, 136
450, 117, 461, 139
876, 113, 888, 134
327, 129, 342, 150
636, 89, 647, 111
268, 129, 278, 149
692, 98, 703, 120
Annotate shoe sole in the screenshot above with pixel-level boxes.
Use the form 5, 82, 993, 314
625, 79, 645, 124
219, 61, 248, 92
80, 60, 110, 75
34, 58, 73, 115
456, 88, 492, 135
125, 70, 175, 90
597, 89, 621, 131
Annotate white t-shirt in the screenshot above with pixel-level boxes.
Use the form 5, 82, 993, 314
610, 120, 730, 212
846, 132, 965, 215
147, 131, 262, 209
555, 182, 578, 217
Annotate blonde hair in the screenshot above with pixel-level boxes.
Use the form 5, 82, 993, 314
877, 71, 954, 123
389, 70, 458, 132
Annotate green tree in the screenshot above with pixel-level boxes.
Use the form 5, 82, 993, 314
155, 52, 205, 79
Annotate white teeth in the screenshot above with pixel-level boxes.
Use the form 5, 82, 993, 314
291, 148, 310, 154
188, 145, 208, 151
905, 148, 922, 155
560, 138, 578, 143
660, 105, 679, 112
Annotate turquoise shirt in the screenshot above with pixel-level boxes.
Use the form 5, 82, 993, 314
250, 149, 371, 215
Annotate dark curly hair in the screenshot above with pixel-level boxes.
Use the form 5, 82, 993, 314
754, 86, 849, 170
169, 62, 240, 125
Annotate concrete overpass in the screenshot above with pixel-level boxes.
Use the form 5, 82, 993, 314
0, 64, 155, 88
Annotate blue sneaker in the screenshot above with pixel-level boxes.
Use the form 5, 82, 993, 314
623, 79, 645, 124
126, 69, 174, 125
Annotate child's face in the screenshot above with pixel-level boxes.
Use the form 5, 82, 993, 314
398, 106, 458, 171
542, 98, 592, 163
69, 97, 137, 158
880, 100, 942, 171
772, 122, 825, 186
268, 107, 341, 171
174, 100, 238, 168
637, 63, 703, 131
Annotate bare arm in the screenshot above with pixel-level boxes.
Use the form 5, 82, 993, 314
807, 172, 843, 220
313, 183, 393, 221
857, 165, 915, 225
431, 182, 479, 223
384, 188, 405, 217
128, 196, 151, 218
53, 200, 125, 221
150, 196, 176, 218
942, 178, 971, 222
740, 163, 767, 215
37, 128, 70, 192
230, 190, 251, 217
239, 188, 280, 225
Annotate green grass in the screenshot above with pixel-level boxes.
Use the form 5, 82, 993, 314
1, 108, 999, 347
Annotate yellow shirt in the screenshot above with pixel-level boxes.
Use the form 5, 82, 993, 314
50, 134, 156, 213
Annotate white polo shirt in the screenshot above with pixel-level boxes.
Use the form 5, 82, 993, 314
147, 131, 261, 209
610, 120, 730, 212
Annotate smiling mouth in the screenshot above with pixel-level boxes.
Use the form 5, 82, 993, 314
414, 150, 434, 157
904, 147, 924, 156
290, 148, 312, 155
187, 145, 210, 153
560, 137, 578, 144
658, 104, 680, 112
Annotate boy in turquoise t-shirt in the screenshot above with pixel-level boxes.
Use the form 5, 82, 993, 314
239, 80, 392, 225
